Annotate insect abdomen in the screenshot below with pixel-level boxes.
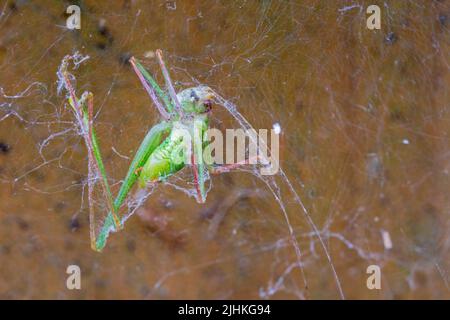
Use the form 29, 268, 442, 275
139, 134, 186, 186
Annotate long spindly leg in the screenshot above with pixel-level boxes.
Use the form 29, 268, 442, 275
60, 56, 122, 246
129, 57, 171, 120
95, 121, 173, 251
155, 49, 184, 117
209, 156, 261, 175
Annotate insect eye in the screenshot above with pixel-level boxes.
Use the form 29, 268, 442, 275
203, 100, 212, 112
190, 90, 199, 102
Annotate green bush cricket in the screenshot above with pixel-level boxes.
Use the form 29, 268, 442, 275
59, 50, 246, 251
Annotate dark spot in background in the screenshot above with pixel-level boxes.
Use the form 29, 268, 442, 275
438, 14, 447, 27
119, 52, 132, 65
190, 89, 200, 101
307, 188, 317, 199
22, 235, 41, 256
16, 217, 29, 231
8, 1, 17, 12
64, 239, 75, 251
54, 202, 67, 214
390, 107, 406, 122
0, 245, 11, 255
98, 21, 114, 44
385, 31, 397, 45
295, 95, 304, 110
126, 239, 136, 252
140, 285, 150, 297
413, 270, 428, 287
159, 198, 175, 210
95, 279, 107, 289
69, 217, 81, 232
0, 142, 11, 154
